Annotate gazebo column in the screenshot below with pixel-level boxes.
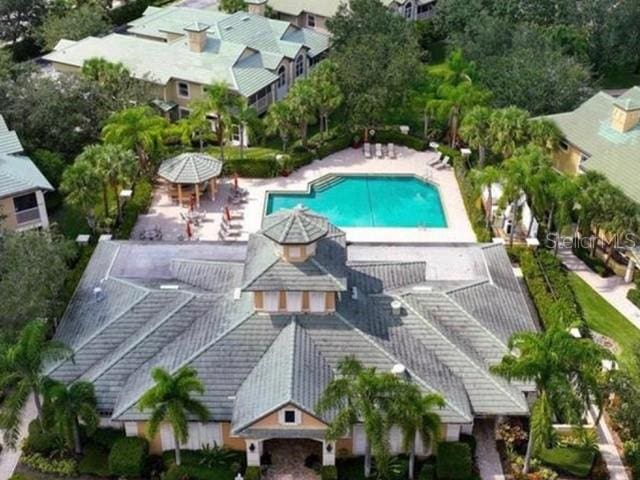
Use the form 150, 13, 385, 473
195, 183, 200, 208
245, 439, 263, 467
177, 184, 183, 206
209, 179, 215, 200
625, 259, 636, 283
322, 440, 336, 466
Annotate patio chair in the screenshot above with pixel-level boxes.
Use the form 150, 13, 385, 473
427, 152, 443, 167
388, 143, 396, 159
436, 155, 451, 170
364, 142, 372, 159
375, 143, 383, 159
222, 218, 243, 230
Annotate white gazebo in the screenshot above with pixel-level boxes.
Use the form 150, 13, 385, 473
158, 152, 223, 207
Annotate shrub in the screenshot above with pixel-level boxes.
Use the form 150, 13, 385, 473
116, 178, 154, 239
108, 0, 172, 26
374, 129, 429, 151
31, 150, 66, 188
10, 475, 35, 480
108, 437, 149, 477
78, 444, 110, 476
245, 466, 262, 480
628, 288, 640, 309
164, 464, 238, 480
23, 420, 58, 456
316, 134, 353, 159
572, 245, 614, 277
22, 452, 77, 476
223, 158, 280, 178
91, 426, 126, 450
419, 463, 436, 480
321, 465, 338, 480
538, 446, 596, 478
624, 440, 640, 480
436, 442, 472, 480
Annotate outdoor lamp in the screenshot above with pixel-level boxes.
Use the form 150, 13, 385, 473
326, 443, 333, 453
249, 443, 256, 453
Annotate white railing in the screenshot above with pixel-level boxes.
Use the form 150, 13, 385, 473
251, 95, 273, 115
15, 207, 41, 225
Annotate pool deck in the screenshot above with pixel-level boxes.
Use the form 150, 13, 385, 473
136, 146, 476, 244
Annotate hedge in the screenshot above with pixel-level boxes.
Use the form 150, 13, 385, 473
374, 129, 429, 151
165, 464, 238, 480
419, 464, 436, 480
108, 437, 149, 477
22, 453, 78, 476
90, 426, 126, 450
115, 178, 154, 239
23, 420, 58, 456
108, 0, 173, 27
321, 465, 338, 480
436, 442, 472, 480
538, 446, 596, 477
572, 245, 614, 277
245, 466, 261, 480
78, 444, 110, 476
628, 288, 640, 309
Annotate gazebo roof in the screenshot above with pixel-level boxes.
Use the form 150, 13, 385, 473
261, 206, 329, 245
158, 152, 222, 184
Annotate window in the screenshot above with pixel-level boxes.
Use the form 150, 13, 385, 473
309, 292, 325, 312
295, 54, 305, 78
417, 3, 434, 14
276, 65, 286, 89
307, 14, 316, 28
286, 291, 303, 311
288, 245, 302, 259
178, 107, 191, 119
13, 193, 37, 212
559, 140, 569, 151
177, 81, 190, 99
264, 291, 280, 311
580, 153, 590, 163
231, 124, 241, 143
248, 85, 272, 105
404, 2, 413, 19
283, 410, 296, 424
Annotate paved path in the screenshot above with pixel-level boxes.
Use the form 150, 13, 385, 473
473, 419, 505, 480
0, 395, 37, 480
591, 407, 630, 480
557, 247, 640, 329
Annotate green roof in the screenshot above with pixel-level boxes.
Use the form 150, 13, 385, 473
545, 86, 640, 204
158, 152, 222, 184
44, 7, 329, 97
265, 0, 401, 18
261, 206, 329, 244
0, 114, 23, 156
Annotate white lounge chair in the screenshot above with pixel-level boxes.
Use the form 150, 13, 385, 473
375, 143, 383, 158
364, 142, 372, 158
388, 143, 396, 159
436, 155, 451, 170
427, 152, 443, 167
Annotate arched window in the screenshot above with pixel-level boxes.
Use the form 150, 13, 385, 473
404, 2, 413, 19
276, 65, 286, 88
295, 54, 305, 78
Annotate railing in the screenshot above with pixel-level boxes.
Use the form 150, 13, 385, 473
251, 95, 273, 115
15, 207, 41, 225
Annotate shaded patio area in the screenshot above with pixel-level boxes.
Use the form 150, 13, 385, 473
263, 439, 322, 480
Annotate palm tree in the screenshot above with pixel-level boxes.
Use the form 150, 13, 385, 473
392, 386, 444, 479
168, 111, 212, 151
60, 158, 102, 232
316, 357, 400, 478
232, 98, 260, 160
43, 379, 99, 454
491, 326, 611, 473
528, 119, 561, 155
472, 166, 501, 230
307, 60, 343, 138
96, 144, 137, 223
101, 106, 168, 174
286, 79, 317, 148
0, 320, 72, 448
138, 367, 209, 466
488, 107, 531, 159
459, 106, 492, 166
500, 152, 533, 246
266, 101, 296, 152
192, 81, 236, 161
81, 58, 129, 87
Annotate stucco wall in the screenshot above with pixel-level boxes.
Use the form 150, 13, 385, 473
552, 144, 583, 175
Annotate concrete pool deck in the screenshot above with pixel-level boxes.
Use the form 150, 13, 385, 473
136, 146, 476, 244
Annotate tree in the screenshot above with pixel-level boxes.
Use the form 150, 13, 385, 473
0, 0, 46, 45
459, 106, 492, 166
266, 101, 296, 152
285, 79, 316, 148
102, 106, 168, 174
43, 379, 99, 454
0, 231, 74, 330
489, 107, 531, 159
316, 357, 401, 478
327, 0, 421, 137
60, 156, 103, 231
191, 81, 236, 161
307, 60, 343, 138
0, 320, 72, 448
38, 3, 109, 51
472, 166, 501, 229
492, 326, 611, 473
391, 387, 443, 479
528, 119, 561, 155
94, 144, 137, 221
219, 0, 246, 13
138, 367, 209, 466
232, 98, 260, 160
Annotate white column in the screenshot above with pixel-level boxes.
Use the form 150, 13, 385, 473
245, 439, 262, 466
625, 259, 636, 284
124, 422, 138, 437
322, 440, 336, 466
35, 190, 49, 229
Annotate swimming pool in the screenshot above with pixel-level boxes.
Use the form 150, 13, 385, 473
265, 175, 447, 228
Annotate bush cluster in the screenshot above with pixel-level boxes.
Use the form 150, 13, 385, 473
22, 452, 78, 476
321, 465, 338, 480
116, 178, 154, 239
572, 245, 614, 278
244, 466, 262, 480
23, 420, 58, 457
109, 0, 173, 26
436, 442, 472, 480
108, 437, 149, 477
374, 129, 429, 151
78, 444, 110, 476
419, 463, 436, 480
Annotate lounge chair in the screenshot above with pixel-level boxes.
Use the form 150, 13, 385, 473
222, 218, 242, 230
388, 143, 396, 159
427, 152, 443, 167
436, 155, 451, 170
364, 142, 372, 159
218, 229, 241, 241
375, 143, 383, 158
225, 209, 244, 221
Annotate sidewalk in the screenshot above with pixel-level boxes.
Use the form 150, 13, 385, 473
0, 396, 37, 480
557, 248, 640, 329
591, 407, 630, 480
474, 419, 505, 480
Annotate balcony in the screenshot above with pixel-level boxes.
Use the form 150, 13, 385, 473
15, 207, 41, 225
251, 94, 273, 115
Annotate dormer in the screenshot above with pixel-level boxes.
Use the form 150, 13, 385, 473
611, 98, 640, 133
184, 22, 209, 53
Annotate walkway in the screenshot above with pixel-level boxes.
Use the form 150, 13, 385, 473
557, 247, 640, 329
473, 419, 505, 480
0, 395, 37, 480
263, 439, 320, 480
591, 407, 630, 480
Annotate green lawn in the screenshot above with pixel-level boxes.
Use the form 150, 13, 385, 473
538, 446, 596, 477
568, 272, 640, 373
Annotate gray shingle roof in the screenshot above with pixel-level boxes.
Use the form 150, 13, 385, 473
261, 206, 329, 245
54, 233, 535, 425
158, 152, 222, 184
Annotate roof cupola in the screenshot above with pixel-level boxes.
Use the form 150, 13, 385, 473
184, 22, 209, 53
611, 97, 640, 133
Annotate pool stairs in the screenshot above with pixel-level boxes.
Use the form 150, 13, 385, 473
313, 175, 347, 192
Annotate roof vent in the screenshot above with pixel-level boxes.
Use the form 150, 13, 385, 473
233, 288, 242, 300
93, 287, 105, 302
224, 25, 233, 31
160, 285, 180, 290
390, 300, 402, 316
391, 364, 406, 376
242, 16, 250, 21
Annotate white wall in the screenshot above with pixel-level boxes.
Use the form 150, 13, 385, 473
160, 422, 222, 451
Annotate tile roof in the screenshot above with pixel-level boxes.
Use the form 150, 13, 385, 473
544, 87, 640, 203
158, 152, 223, 184
265, 0, 401, 18
53, 224, 536, 427
261, 206, 329, 245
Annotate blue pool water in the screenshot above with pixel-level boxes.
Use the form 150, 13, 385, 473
266, 175, 447, 228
